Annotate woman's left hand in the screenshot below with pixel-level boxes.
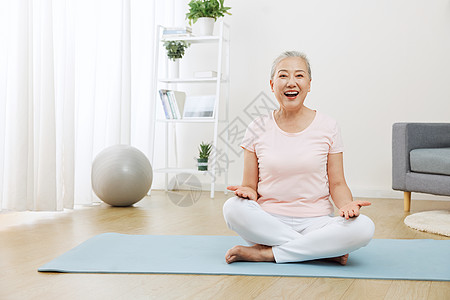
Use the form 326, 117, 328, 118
339, 201, 371, 220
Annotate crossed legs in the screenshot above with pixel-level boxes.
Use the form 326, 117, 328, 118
223, 196, 375, 264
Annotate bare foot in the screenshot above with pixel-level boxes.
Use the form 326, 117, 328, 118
325, 254, 349, 265
225, 244, 275, 264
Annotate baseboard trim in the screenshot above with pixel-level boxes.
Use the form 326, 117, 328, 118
151, 182, 450, 201
350, 188, 450, 201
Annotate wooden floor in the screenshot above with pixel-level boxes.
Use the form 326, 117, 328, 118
1, 191, 449, 300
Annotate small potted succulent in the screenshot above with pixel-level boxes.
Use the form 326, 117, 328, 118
163, 41, 190, 78
185, 0, 231, 36
197, 141, 212, 171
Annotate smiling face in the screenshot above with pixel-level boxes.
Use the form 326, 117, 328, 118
270, 57, 311, 111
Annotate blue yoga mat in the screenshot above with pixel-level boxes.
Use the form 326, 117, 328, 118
38, 233, 450, 281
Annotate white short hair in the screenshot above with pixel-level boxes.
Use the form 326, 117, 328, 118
270, 51, 312, 80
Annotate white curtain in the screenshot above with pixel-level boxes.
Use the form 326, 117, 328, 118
0, 0, 185, 211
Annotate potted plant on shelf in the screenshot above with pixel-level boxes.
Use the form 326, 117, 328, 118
163, 40, 190, 78
197, 141, 212, 171
185, 0, 231, 36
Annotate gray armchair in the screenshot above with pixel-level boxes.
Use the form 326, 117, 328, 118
392, 123, 450, 211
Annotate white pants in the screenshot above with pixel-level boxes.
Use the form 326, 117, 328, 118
223, 196, 375, 263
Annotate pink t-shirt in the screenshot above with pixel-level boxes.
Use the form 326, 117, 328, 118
240, 110, 344, 217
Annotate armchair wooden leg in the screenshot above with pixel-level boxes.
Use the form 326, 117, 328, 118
404, 192, 411, 212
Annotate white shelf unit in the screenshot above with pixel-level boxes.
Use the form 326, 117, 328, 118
150, 22, 230, 198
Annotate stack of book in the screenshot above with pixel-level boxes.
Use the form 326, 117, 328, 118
159, 89, 186, 119
182, 95, 215, 118
162, 27, 192, 38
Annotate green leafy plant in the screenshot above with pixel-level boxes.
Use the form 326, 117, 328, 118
163, 41, 190, 61
186, 0, 232, 25
198, 141, 212, 159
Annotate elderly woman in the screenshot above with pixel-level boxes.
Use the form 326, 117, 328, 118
223, 51, 375, 265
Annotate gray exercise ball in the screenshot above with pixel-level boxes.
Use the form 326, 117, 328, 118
91, 145, 153, 207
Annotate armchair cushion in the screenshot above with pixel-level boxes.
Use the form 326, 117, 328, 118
410, 148, 450, 176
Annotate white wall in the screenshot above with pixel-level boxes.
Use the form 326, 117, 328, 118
153, 0, 450, 200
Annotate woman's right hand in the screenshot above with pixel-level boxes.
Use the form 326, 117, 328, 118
227, 185, 258, 201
